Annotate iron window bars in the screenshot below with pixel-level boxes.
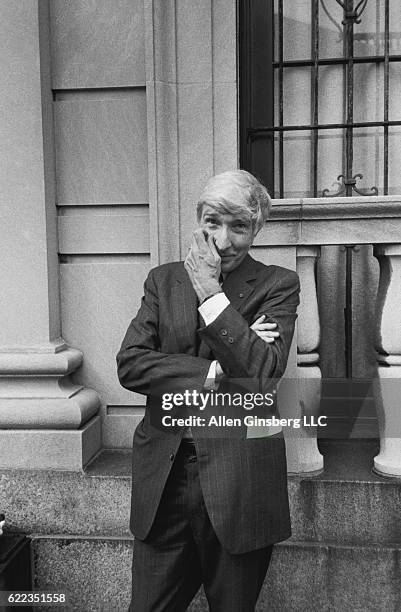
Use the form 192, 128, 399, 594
239, 0, 399, 198
239, 0, 400, 377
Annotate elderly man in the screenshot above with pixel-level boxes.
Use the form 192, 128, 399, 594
117, 170, 300, 611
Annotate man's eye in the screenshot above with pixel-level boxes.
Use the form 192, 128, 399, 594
205, 218, 218, 226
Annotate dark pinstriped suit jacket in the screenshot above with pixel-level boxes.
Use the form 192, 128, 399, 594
117, 254, 300, 554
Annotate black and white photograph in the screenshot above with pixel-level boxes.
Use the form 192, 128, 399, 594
1, 1, 401, 610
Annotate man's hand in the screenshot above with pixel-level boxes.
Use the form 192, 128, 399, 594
184, 229, 222, 303
251, 315, 280, 343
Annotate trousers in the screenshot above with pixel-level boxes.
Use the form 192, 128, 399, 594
130, 439, 273, 611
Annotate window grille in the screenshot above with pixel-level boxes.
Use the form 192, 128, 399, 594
239, 0, 401, 199
239, 0, 401, 377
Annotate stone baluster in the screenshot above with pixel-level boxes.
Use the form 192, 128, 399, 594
373, 245, 401, 477
283, 246, 324, 474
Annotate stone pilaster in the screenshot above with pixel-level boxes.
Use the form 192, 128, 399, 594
144, 0, 237, 264
0, 0, 100, 469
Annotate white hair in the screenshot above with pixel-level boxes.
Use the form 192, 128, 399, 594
197, 170, 271, 234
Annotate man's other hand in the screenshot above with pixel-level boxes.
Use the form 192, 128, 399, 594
184, 229, 222, 303
251, 315, 280, 343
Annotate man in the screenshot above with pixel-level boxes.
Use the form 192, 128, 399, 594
117, 170, 300, 611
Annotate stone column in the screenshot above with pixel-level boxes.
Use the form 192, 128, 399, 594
284, 246, 324, 474
373, 244, 401, 477
0, 0, 100, 470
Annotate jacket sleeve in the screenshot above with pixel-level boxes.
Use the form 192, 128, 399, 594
116, 269, 212, 396
197, 269, 300, 391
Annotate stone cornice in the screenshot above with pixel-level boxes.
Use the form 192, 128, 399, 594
269, 196, 401, 221
255, 196, 401, 246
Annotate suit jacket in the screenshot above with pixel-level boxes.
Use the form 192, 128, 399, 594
117, 254, 300, 553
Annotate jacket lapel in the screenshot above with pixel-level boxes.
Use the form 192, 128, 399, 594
221, 253, 258, 312
171, 264, 200, 355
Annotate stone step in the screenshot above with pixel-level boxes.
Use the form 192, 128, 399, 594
3, 440, 400, 547
31, 536, 401, 612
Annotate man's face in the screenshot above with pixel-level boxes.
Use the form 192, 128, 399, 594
199, 204, 255, 274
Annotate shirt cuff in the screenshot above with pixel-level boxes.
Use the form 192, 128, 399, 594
199, 292, 230, 326
204, 360, 218, 390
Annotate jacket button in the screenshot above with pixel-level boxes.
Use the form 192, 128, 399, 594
169, 453, 175, 461
239, 292, 244, 298
228, 337, 234, 343
221, 329, 228, 336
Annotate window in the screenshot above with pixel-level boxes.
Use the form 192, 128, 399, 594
239, 0, 401, 199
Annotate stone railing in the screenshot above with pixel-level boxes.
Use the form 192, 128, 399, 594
255, 196, 401, 477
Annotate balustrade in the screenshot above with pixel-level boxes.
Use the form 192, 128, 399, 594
259, 196, 401, 476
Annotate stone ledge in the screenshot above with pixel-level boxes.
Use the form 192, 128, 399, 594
31, 536, 401, 612
32, 537, 133, 612
258, 540, 401, 612
0, 449, 132, 538
2, 440, 400, 545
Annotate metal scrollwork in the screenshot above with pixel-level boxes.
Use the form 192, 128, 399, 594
333, 0, 369, 25
322, 173, 378, 197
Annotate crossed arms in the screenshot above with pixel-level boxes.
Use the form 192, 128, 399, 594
116, 265, 300, 397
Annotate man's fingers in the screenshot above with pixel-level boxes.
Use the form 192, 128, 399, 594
254, 330, 279, 339
207, 233, 220, 261
184, 246, 194, 263
193, 228, 209, 251
192, 229, 220, 271
251, 321, 278, 333
254, 326, 279, 335
254, 331, 275, 343
193, 229, 219, 260
188, 231, 204, 259
251, 317, 276, 328
254, 322, 277, 330
184, 254, 196, 271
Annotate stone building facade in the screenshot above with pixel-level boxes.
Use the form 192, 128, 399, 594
1, 1, 401, 609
